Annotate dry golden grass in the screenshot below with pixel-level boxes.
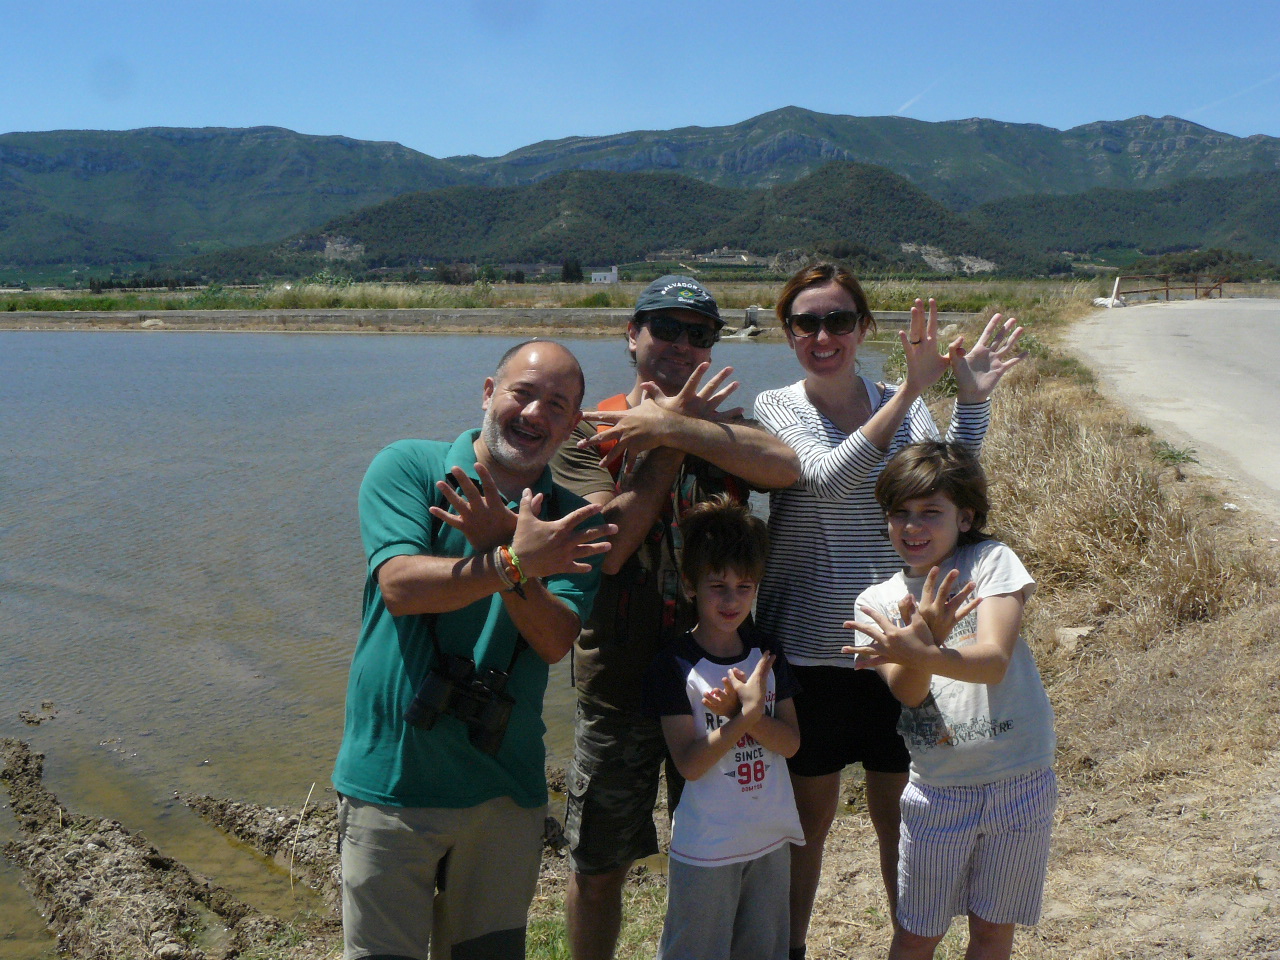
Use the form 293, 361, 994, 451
248, 278, 1115, 314
485, 281, 781, 311
929, 301, 1280, 790
258, 281, 499, 310
7, 277, 1122, 318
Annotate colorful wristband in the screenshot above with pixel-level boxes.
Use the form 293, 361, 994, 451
495, 544, 526, 598
492, 546, 516, 590
503, 545, 528, 584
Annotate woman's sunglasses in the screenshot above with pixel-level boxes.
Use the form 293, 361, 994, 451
644, 314, 720, 349
784, 309, 866, 339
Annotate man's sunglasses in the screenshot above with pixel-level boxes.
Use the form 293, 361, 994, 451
644, 314, 720, 349
784, 309, 866, 339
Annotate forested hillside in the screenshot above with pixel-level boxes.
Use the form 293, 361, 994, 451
187, 163, 1060, 280
703, 163, 1041, 272
0, 127, 472, 269
971, 171, 1280, 261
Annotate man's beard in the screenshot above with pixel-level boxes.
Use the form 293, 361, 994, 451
480, 406, 545, 477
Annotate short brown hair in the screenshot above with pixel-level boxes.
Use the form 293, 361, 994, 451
875, 442, 992, 547
680, 495, 769, 584
775, 262, 877, 337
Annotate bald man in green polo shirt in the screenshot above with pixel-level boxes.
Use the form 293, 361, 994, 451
333, 340, 617, 960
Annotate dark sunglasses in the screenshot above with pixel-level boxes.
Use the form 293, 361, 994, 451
784, 309, 866, 339
644, 314, 719, 349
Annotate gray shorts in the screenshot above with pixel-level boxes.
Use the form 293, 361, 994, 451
338, 794, 546, 960
897, 767, 1057, 938
564, 699, 672, 875
657, 844, 792, 960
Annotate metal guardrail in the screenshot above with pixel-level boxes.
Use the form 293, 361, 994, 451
1109, 274, 1226, 304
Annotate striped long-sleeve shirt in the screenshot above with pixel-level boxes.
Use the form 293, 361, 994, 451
752, 377, 990, 667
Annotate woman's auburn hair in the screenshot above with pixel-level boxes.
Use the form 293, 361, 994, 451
775, 262, 877, 337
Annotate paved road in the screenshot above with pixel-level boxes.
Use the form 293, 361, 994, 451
1066, 297, 1280, 519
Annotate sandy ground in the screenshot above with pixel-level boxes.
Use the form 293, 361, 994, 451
7, 734, 1278, 959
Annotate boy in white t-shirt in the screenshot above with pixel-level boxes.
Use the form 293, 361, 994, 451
843, 442, 1056, 960
644, 495, 804, 960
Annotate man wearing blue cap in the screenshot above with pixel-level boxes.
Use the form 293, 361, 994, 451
551, 276, 801, 960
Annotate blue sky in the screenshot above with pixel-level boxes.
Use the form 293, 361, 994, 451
6, 0, 1278, 158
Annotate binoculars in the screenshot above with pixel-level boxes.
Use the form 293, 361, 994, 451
404, 652, 515, 756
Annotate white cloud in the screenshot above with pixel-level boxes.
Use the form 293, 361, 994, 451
896, 80, 941, 115
1189, 70, 1280, 118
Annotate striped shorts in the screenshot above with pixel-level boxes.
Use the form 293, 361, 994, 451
897, 766, 1057, 937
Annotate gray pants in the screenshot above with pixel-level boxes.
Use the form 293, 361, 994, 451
657, 843, 792, 960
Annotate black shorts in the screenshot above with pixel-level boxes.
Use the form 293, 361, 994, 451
787, 665, 911, 777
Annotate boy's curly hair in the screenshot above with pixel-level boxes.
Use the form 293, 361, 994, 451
874, 441, 993, 547
680, 494, 770, 584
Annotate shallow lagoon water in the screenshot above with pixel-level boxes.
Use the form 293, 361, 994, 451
0, 330, 886, 954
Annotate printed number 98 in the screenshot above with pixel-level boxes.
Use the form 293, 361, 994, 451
737, 760, 766, 784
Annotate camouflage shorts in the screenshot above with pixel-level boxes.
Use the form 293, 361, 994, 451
564, 699, 670, 875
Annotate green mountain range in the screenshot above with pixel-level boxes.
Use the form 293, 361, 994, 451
3, 108, 1279, 277
451, 107, 1280, 209
186, 162, 1056, 280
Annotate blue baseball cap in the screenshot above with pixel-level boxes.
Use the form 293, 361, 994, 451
632, 275, 722, 328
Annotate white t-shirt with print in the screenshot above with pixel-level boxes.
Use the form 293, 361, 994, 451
644, 631, 805, 866
855, 540, 1055, 787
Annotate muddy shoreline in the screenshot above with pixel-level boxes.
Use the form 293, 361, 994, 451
0, 305, 930, 337
0, 307, 770, 338
1, 738, 591, 960
1, 738, 330, 960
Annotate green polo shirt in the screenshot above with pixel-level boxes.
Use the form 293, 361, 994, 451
332, 430, 601, 809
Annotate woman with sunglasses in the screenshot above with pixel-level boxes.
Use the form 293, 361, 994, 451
751, 263, 1024, 959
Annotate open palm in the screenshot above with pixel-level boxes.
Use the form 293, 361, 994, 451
950, 313, 1026, 402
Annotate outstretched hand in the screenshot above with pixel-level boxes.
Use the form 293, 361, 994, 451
901, 298, 952, 395
949, 313, 1026, 403
842, 603, 939, 669
648, 362, 743, 422
727, 652, 774, 721
578, 362, 742, 472
912, 567, 981, 646
429, 463, 519, 553
509, 488, 617, 580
